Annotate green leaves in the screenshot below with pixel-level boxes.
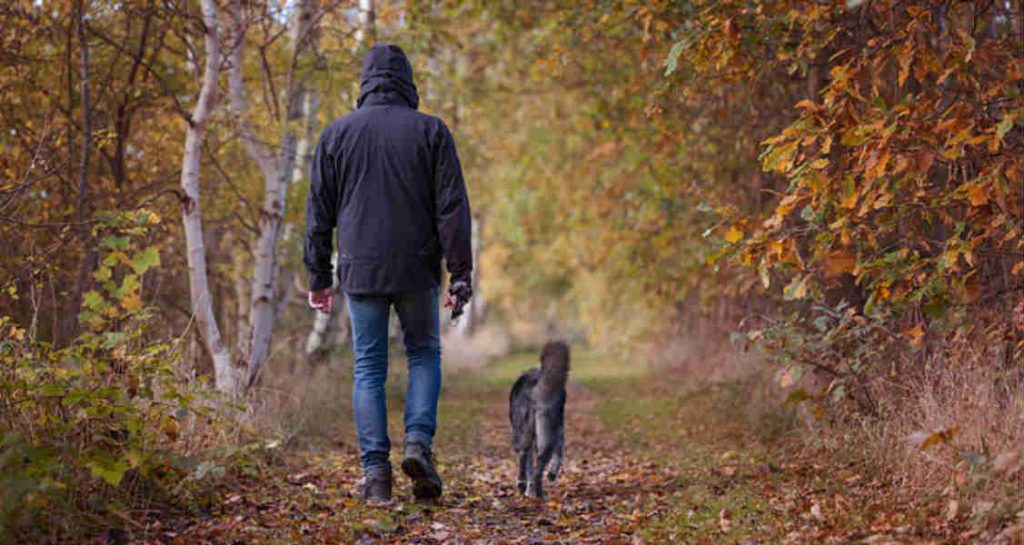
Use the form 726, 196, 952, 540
130, 246, 160, 274
79, 221, 161, 330
87, 455, 130, 487
996, 115, 1015, 141
663, 40, 687, 76
782, 275, 810, 300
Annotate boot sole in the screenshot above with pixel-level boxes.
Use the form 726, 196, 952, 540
401, 457, 442, 500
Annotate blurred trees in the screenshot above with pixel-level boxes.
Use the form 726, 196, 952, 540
414, 1, 1021, 356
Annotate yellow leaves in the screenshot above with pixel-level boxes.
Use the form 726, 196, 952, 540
794, 99, 818, 112
941, 123, 977, 160
121, 292, 144, 313
761, 140, 799, 173
839, 176, 858, 209
966, 183, 989, 207
161, 416, 180, 441
908, 427, 959, 451
783, 274, 810, 300
897, 43, 914, 88
820, 134, 833, 155
767, 240, 786, 260
724, 225, 744, 244
933, 116, 960, 134
763, 194, 803, 231
822, 249, 856, 280
902, 325, 925, 348
1012, 261, 1024, 275
862, 147, 889, 181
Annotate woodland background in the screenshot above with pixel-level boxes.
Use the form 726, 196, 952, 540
0, 0, 1021, 542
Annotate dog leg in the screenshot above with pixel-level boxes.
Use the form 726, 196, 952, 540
530, 415, 558, 499
517, 447, 533, 495
547, 439, 563, 482
531, 442, 556, 500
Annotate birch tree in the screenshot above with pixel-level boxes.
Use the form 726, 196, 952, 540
227, 0, 321, 390
179, 0, 236, 393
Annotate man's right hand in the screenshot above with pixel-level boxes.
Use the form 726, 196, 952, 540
308, 288, 333, 314
443, 281, 472, 320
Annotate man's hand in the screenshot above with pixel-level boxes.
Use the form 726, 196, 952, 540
308, 288, 334, 314
443, 281, 472, 321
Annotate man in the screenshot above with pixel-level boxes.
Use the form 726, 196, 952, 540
304, 44, 472, 503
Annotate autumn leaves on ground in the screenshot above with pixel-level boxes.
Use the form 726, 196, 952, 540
127, 349, 1018, 545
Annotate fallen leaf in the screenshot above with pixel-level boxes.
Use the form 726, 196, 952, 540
993, 451, 1021, 476
719, 507, 732, 533
902, 325, 925, 348
945, 500, 959, 522
715, 466, 738, 478
810, 502, 824, 521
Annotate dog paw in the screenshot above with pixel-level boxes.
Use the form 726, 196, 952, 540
517, 481, 527, 494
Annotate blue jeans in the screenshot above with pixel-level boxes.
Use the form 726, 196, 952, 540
346, 288, 441, 470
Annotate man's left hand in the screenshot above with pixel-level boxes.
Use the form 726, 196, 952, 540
308, 288, 333, 314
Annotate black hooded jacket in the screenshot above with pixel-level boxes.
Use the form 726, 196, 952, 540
304, 44, 472, 295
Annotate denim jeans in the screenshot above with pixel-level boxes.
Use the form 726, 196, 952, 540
346, 288, 441, 470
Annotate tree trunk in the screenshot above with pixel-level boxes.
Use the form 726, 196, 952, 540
355, 0, 376, 45
232, 0, 319, 391
179, 0, 236, 394
68, 0, 96, 342
456, 215, 482, 336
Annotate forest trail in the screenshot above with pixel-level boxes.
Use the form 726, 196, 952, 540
149, 351, 1012, 544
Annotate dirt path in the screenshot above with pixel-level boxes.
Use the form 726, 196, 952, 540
156, 370, 679, 544
394, 381, 679, 544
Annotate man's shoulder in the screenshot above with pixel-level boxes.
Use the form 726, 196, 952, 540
327, 108, 447, 129
327, 109, 450, 143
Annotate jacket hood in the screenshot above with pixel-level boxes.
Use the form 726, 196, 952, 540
357, 44, 419, 110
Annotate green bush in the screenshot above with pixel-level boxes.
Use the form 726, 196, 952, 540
0, 211, 227, 541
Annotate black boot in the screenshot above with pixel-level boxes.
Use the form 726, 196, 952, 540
358, 464, 392, 504
401, 442, 443, 500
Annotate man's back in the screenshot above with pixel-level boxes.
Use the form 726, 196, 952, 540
304, 44, 471, 296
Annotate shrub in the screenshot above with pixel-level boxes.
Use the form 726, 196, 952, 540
0, 211, 227, 541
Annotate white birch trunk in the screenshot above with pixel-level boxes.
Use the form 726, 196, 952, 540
305, 252, 337, 356
228, 0, 319, 390
354, 0, 376, 45
455, 215, 482, 336
180, 0, 237, 394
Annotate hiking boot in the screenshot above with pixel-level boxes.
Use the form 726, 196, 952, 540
401, 442, 443, 500
357, 464, 392, 504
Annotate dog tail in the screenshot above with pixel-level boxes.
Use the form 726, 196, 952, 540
536, 341, 570, 401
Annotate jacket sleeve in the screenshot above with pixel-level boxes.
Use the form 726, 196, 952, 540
434, 123, 473, 286
303, 129, 339, 292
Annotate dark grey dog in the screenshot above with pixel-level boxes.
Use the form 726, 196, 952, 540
509, 341, 570, 499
